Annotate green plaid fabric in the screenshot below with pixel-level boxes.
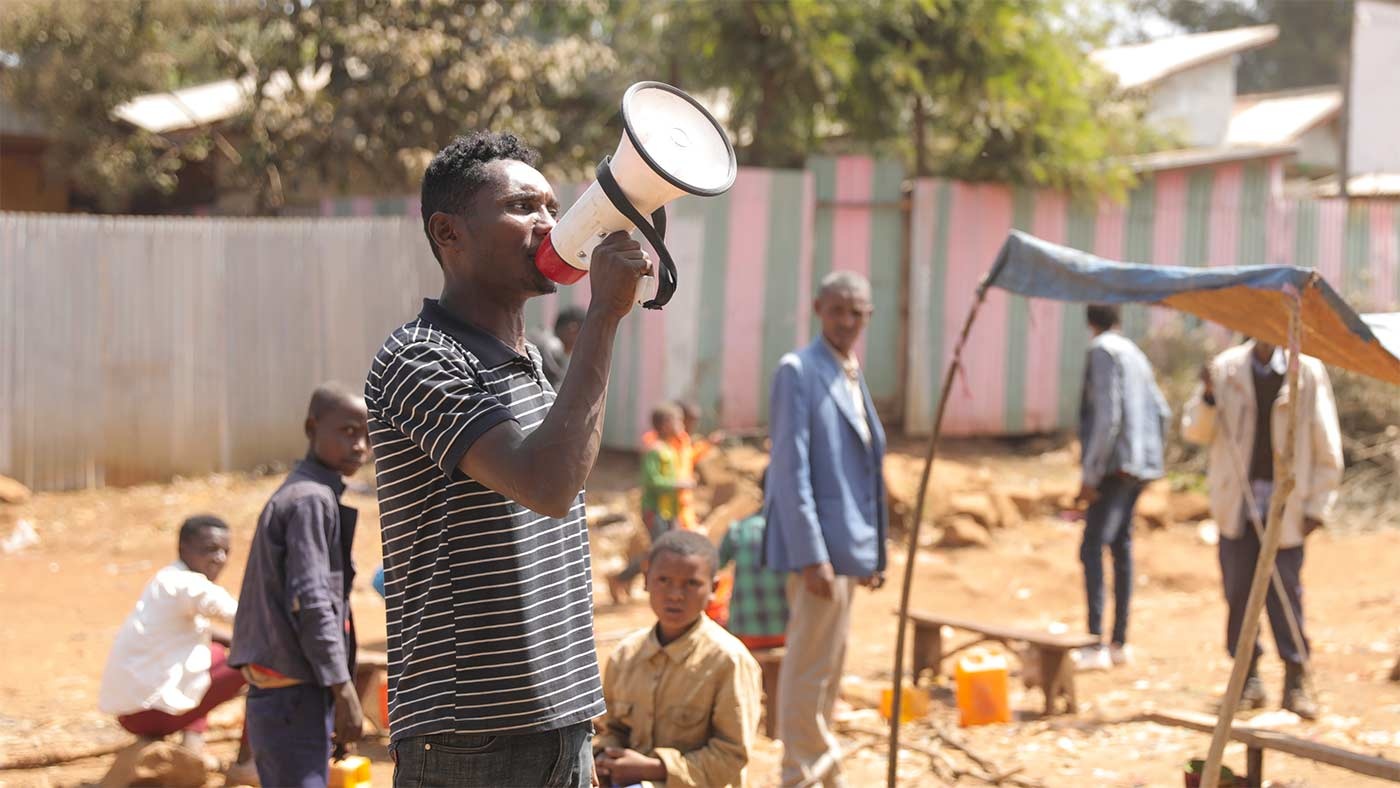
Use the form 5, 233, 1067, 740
719, 515, 789, 637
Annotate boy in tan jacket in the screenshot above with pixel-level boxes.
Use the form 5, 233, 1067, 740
595, 530, 762, 787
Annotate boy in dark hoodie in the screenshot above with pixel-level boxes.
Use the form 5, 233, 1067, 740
230, 382, 369, 787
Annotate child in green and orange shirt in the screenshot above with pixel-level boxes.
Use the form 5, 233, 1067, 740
610, 404, 694, 602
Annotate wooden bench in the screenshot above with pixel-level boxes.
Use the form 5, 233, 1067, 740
1147, 709, 1400, 786
900, 610, 1099, 715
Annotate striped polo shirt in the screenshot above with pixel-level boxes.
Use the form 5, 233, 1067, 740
365, 298, 604, 741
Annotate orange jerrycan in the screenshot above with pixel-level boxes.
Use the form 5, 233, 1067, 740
955, 649, 1011, 726
879, 684, 929, 723
329, 755, 373, 788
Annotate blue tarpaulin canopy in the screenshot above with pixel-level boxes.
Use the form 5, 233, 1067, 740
988, 230, 1400, 386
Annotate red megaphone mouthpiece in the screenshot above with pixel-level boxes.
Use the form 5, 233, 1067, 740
535, 235, 588, 285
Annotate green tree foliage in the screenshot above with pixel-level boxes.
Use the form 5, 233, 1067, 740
0, 0, 230, 209
217, 0, 617, 210
837, 0, 1153, 190
596, 0, 1151, 190
1129, 0, 1355, 93
2, 0, 1157, 211
589, 0, 860, 169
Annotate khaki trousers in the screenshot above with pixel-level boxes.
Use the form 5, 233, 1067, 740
778, 573, 852, 788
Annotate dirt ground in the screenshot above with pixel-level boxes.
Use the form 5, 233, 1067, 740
1, 439, 1397, 787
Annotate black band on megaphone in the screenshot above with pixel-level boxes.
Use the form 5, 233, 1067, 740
595, 157, 676, 310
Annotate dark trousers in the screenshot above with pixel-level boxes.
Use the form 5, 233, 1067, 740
1219, 525, 1309, 665
246, 683, 334, 788
392, 722, 593, 787
1080, 475, 1144, 646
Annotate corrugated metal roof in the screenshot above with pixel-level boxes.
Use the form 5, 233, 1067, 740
113, 67, 329, 134
1312, 172, 1400, 197
1227, 87, 1342, 147
1126, 144, 1294, 173
113, 78, 251, 133
1092, 25, 1279, 90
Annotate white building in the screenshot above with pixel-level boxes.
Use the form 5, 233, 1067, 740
1092, 25, 1279, 149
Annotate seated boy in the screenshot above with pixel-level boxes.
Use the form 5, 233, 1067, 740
98, 515, 254, 783
595, 531, 762, 788
718, 470, 789, 651
230, 382, 369, 788
609, 404, 693, 602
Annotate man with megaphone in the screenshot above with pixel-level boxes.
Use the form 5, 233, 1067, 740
366, 78, 735, 786
364, 131, 651, 787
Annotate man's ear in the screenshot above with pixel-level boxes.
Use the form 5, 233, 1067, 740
305, 416, 316, 441
428, 212, 463, 258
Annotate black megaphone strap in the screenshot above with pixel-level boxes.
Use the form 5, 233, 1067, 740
595, 156, 676, 309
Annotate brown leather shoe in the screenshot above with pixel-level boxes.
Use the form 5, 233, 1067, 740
1238, 674, 1268, 711
1282, 661, 1319, 720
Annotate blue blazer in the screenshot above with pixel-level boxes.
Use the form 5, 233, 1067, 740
763, 338, 887, 577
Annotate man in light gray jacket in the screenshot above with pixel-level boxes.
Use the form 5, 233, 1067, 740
1075, 304, 1170, 671
1182, 338, 1342, 719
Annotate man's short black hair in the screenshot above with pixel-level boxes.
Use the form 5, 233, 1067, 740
420, 131, 540, 264
179, 514, 229, 546
1086, 304, 1121, 331
648, 529, 719, 578
554, 306, 585, 334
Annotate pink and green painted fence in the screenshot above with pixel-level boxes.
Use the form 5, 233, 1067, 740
315, 156, 1400, 444
905, 160, 1400, 435
315, 156, 905, 448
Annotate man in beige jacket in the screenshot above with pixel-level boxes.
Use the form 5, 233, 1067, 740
1182, 339, 1343, 719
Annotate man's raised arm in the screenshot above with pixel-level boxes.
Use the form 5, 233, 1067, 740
461, 232, 649, 517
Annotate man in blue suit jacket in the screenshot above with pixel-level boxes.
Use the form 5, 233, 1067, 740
765, 271, 887, 788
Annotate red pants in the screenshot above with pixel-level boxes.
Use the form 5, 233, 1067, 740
739, 634, 786, 650
118, 643, 247, 737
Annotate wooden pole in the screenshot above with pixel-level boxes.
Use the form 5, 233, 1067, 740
887, 266, 1004, 787
1201, 287, 1306, 788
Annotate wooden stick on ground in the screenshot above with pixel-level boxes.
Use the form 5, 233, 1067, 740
931, 724, 1000, 776
851, 724, 1040, 787
0, 727, 242, 771
1201, 286, 1306, 788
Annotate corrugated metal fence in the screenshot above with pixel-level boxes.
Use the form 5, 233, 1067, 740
4, 156, 1399, 490
0, 215, 437, 490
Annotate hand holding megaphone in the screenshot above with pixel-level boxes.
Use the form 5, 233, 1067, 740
588, 231, 657, 321
534, 82, 736, 311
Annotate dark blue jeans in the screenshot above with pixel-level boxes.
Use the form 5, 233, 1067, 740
245, 683, 334, 788
1080, 475, 1144, 646
1219, 524, 1309, 665
392, 722, 593, 787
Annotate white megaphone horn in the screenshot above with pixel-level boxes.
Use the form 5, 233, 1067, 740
534, 81, 737, 310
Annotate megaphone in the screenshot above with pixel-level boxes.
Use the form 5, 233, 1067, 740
535, 81, 737, 310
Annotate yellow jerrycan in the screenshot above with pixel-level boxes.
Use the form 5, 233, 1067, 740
955, 648, 1011, 726
329, 754, 373, 788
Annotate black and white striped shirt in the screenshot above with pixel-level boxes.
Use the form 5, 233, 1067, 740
365, 299, 604, 741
